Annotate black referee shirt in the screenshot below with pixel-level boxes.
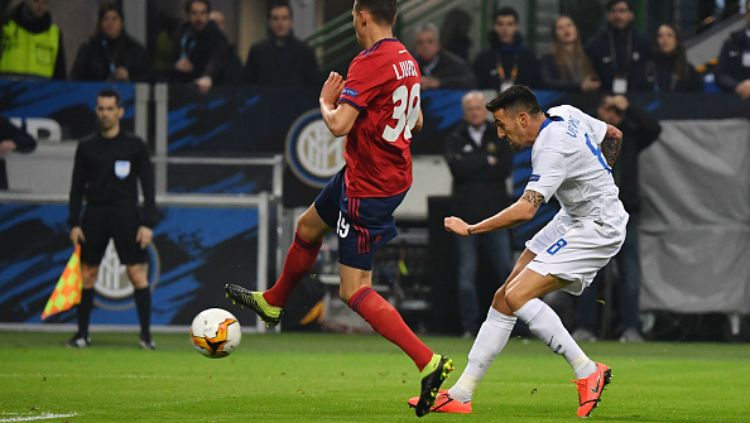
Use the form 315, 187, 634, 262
68, 131, 156, 228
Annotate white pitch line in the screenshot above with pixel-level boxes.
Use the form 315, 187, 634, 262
0, 412, 78, 422
0, 373, 175, 380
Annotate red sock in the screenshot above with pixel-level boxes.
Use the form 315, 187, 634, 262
348, 287, 433, 371
262, 232, 321, 307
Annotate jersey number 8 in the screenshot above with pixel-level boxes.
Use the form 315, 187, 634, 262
383, 83, 421, 142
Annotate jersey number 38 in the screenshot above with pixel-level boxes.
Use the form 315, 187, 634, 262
383, 83, 421, 143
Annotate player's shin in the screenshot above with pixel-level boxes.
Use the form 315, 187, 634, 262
347, 286, 433, 370
514, 299, 596, 378
449, 307, 516, 403
262, 232, 322, 307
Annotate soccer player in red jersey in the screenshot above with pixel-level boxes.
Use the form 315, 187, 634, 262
226, 0, 453, 417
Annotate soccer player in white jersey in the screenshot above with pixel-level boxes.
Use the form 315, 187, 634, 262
408, 85, 626, 417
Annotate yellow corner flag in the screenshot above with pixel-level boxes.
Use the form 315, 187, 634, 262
41, 245, 83, 320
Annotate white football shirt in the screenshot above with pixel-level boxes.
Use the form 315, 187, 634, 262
525, 105, 628, 225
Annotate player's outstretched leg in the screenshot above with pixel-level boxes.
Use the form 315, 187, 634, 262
574, 362, 612, 417
345, 281, 453, 417
407, 306, 516, 414
506, 269, 611, 417
226, 206, 326, 326
408, 251, 534, 413
225, 283, 282, 327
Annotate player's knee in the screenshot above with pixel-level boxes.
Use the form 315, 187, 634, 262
296, 211, 325, 242
491, 287, 513, 315
504, 288, 530, 313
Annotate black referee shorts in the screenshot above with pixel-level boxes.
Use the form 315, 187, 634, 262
80, 205, 147, 266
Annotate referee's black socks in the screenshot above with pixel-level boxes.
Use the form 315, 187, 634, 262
76, 288, 94, 339
134, 287, 152, 342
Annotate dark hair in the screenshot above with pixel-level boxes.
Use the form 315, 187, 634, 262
95, 2, 124, 40
98, 89, 121, 107
549, 15, 596, 83
607, 0, 633, 12
355, 0, 397, 25
493, 7, 519, 23
485, 85, 541, 115
184, 0, 211, 14
268, 0, 292, 19
654, 23, 689, 81
98, 2, 123, 24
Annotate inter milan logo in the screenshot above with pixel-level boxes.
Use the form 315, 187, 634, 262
286, 109, 346, 188
94, 240, 160, 310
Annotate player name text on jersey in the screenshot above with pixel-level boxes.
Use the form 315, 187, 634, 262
393, 60, 418, 80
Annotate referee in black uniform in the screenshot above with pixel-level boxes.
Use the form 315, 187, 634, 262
67, 89, 157, 349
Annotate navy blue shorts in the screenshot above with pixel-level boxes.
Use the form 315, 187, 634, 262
314, 167, 406, 270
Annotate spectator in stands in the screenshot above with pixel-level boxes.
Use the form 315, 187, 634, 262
413, 23, 475, 90
715, 1, 750, 98
171, 0, 230, 93
473, 7, 540, 91
71, 3, 149, 82
444, 91, 514, 337
440, 8, 473, 61
540, 15, 601, 92
586, 0, 651, 93
208, 10, 242, 83
0, 0, 65, 80
574, 94, 661, 343
645, 24, 703, 92
0, 116, 37, 190
243, 1, 320, 87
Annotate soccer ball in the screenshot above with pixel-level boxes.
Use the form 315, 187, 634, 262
190, 308, 242, 358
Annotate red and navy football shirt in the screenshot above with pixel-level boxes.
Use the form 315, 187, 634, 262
338, 38, 421, 198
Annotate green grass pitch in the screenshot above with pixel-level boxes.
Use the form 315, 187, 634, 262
0, 331, 748, 422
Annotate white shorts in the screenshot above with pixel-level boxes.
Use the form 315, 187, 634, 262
525, 212, 627, 295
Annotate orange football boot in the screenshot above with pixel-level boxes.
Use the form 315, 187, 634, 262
575, 362, 612, 418
408, 390, 472, 414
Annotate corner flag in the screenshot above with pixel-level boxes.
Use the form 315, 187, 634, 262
41, 245, 83, 320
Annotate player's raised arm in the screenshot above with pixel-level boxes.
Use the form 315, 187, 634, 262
601, 124, 623, 168
444, 189, 543, 236
319, 71, 361, 137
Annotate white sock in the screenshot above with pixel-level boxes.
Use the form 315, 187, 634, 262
449, 307, 516, 403
514, 299, 596, 379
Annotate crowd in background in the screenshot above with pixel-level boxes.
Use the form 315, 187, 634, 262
0, 0, 746, 341
1, 0, 750, 98
0, 0, 321, 93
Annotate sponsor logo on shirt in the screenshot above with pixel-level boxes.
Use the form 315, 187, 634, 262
342, 87, 359, 98
286, 109, 346, 188
529, 174, 541, 182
